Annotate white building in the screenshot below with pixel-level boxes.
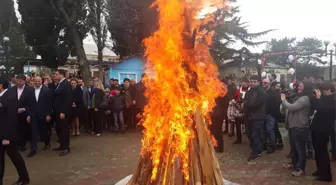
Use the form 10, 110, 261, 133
24, 44, 118, 78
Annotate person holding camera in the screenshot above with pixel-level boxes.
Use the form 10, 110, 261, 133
310, 83, 335, 182
282, 80, 312, 177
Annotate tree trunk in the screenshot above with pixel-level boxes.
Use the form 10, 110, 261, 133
97, 45, 104, 82
96, 0, 104, 82
70, 26, 91, 83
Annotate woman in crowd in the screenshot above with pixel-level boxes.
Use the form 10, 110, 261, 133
282, 80, 312, 177
91, 79, 105, 136
122, 78, 134, 130
70, 79, 83, 136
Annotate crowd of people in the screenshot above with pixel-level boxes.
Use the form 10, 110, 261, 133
0, 70, 148, 185
0, 69, 335, 185
211, 74, 336, 182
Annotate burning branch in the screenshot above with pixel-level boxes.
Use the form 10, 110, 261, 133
126, 0, 227, 184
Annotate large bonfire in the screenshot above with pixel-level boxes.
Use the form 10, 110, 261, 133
127, 0, 227, 184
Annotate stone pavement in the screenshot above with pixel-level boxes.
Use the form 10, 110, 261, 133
3, 130, 336, 185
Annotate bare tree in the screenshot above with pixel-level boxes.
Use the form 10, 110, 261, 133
88, 0, 108, 81
51, 0, 91, 82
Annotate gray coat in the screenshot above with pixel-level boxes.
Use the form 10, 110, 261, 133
283, 96, 310, 129
82, 86, 91, 108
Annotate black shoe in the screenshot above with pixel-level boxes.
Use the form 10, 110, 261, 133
267, 147, 275, 154
19, 147, 27, 152
223, 130, 228, 134
312, 171, 319, 176
59, 149, 70, 156
215, 148, 224, 153
331, 156, 336, 162
233, 140, 242, 144
52, 147, 62, 151
314, 177, 332, 182
307, 153, 314, 159
287, 152, 293, 158
276, 143, 284, 149
43, 144, 51, 151
12, 180, 30, 185
228, 133, 234, 137
27, 151, 36, 158
247, 154, 258, 162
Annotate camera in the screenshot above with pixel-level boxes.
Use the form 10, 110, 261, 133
280, 88, 297, 103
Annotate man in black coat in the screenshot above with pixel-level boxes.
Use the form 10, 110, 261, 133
243, 75, 267, 162
77, 78, 91, 133
6, 75, 35, 153
310, 83, 335, 182
52, 70, 72, 156
262, 78, 281, 154
132, 74, 148, 127
33, 76, 53, 152
0, 76, 30, 185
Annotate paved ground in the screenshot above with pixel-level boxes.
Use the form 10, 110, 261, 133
3, 129, 336, 185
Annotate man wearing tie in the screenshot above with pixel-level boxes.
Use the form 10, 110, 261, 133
77, 78, 91, 133
52, 70, 72, 156
33, 76, 53, 155
6, 75, 35, 154
0, 76, 30, 185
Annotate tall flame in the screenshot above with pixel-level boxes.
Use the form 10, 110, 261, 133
141, 0, 226, 182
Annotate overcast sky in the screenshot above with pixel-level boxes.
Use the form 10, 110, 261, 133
236, 0, 336, 52
15, 0, 336, 52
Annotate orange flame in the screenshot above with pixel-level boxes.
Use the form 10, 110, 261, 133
141, 0, 227, 182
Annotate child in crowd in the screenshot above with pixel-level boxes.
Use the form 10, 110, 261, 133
110, 88, 125, 132
102, 89, 112, 130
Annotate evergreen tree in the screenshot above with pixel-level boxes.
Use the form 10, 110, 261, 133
296, 37, 325, 64
209, 0, 273, 66
106, 0, 157, 58
19, 0, 91, 81
263, 37, 296, 66
0, 0, 34, 74
0, 0, 18, 36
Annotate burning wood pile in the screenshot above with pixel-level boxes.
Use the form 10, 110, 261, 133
126, 0, 227, 184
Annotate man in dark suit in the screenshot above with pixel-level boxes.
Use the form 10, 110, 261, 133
0, 76, 30, 185
78, 78, 91, 133
43, 74, 57, 92
52, 70, 72, 156
33, 76, 53, 154
132, 74, 148, 127
7, 75, 35, 154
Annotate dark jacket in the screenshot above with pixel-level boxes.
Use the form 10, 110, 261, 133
53, 79, 72, 114
8, 85, 36, 118
244, 86, 267, 121
92, 88, 105, 109
212, 95, 228, 119
310, 94, 336, 134
72, 86, 84, 108
265, 87, 281, 119
133, 82, 147, 110
0, 90, 12, 140
47, 82, 57, 92
35, 86, 53, 120
111, 95, 125, 112
3, 86, 35, 140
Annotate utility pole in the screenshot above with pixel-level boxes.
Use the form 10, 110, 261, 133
330, 50, 334, 81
